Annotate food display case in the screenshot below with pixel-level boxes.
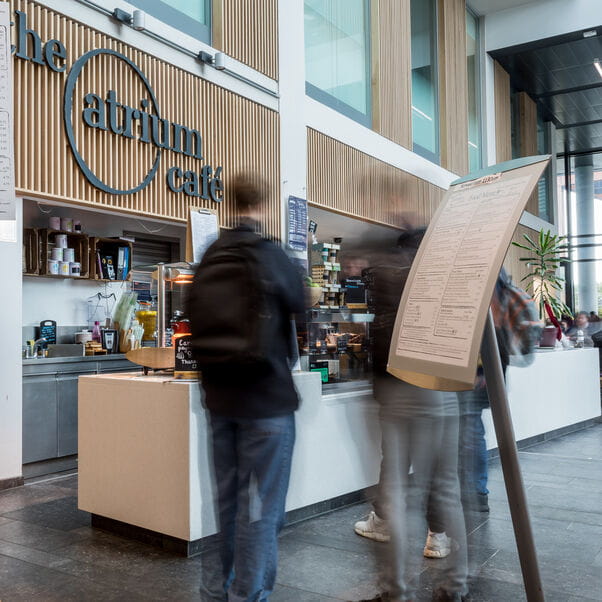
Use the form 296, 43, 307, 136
298, 309, 374, 388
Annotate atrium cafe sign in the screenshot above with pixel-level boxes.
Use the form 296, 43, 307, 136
12, 10, 223, 201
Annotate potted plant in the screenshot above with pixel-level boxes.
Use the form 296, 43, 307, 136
512, 229, 571, 339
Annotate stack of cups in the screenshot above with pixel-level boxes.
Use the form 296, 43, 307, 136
53, 234, 70, 275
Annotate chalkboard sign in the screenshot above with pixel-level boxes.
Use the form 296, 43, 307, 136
39, 320, 56, 344
174, 335, 200, 380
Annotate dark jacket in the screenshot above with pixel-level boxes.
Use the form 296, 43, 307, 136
363, 229, 425, 376
188, 224, 305, 418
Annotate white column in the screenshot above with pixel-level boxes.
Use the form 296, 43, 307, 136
574, 155, 597, 313
0, 197, 23, 484
278, 0, 307, 256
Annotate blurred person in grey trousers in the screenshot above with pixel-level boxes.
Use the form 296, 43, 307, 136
358, 229, 468, 602
188, 174, 305, 601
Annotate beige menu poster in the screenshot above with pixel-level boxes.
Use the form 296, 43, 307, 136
0, 1, 15, 243
387, 157, 549, 391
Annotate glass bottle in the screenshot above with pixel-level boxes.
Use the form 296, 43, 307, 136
92, 321, 102, 343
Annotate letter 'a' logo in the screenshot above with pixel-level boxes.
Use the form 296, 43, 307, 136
63, 49, 162, 195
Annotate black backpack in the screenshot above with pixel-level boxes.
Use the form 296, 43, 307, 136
188, 233, 279, 368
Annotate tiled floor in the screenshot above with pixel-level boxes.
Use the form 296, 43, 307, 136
0, 423, 601, 601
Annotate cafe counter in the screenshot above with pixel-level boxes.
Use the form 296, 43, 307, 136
78, 347, 600, 554
78, 371, 381, 553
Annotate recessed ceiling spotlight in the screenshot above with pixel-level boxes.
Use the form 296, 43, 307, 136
583, 30, 597, 38
594, 59, 602, 78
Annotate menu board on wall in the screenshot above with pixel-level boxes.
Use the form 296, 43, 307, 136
287, 196, 308, 252
387, 156, 550, 392
186, 207, 219, 264
0, 3, 15, 243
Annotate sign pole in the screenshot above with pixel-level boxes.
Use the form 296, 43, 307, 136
481, 309, 544, 602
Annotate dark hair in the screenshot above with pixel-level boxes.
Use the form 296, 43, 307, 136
232, 172, 268, 213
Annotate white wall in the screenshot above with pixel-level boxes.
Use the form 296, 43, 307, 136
278, 0, 309, 246
0, 198, 23, 482
22, 200, 185, 327
484, 0, 602, 51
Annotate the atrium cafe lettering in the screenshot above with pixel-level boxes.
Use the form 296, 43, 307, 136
12, 10, 223, 201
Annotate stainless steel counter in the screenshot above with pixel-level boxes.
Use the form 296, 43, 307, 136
23, 354, 132, 366
22, 354, 140, 465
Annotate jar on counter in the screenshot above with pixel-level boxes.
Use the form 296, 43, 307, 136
136, 308, 158, 341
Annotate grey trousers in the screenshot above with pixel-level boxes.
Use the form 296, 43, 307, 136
374, 375, 468, 601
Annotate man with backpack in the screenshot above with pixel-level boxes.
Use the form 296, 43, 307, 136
188, 173, 305, 601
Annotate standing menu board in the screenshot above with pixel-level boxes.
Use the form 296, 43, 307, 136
387, 157, 550, 391
0, 3, 15, 243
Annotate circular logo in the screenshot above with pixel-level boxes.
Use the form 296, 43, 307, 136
63, 49, 162, 196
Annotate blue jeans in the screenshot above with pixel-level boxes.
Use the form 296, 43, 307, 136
201, 413, 296, 602
457, 388, 489, 498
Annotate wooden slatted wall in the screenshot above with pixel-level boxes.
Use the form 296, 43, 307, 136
307, 129, 445, 228
373, 0, 412, 149
217, 0, 278, 80
494, 60, 512, 163
518, 91, 540, 215
11, 0, 280, 236
438, 0, 469, 176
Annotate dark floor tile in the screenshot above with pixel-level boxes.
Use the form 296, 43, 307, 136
0, 519, 86, 553
1, 495, 90, 531
0, 553, 146, 601
54, 554, 200, 601
277, 535, 380, 600
271, 583, 343, 601
49, 474, 79, 490
0, 538, 74, 569
56, 531, 185, 577
0, 483, 73, 514
481, 547, 602, 600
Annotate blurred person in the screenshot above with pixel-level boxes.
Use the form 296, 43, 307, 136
357, 227, 468, 602
567, 311, 596, 345
589, 311, 600, 323
188, 173, 305, 601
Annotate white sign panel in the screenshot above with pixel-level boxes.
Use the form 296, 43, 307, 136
0, 3, 15, 242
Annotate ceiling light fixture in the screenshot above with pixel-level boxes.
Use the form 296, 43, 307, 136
594, 59, 602, 79
583, 30, 597, 38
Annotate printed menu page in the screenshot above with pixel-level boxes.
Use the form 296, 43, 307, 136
397, 175, 529, 366
387, 159, 549, 390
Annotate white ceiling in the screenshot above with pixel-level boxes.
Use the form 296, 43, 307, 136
468, 0, 543, 16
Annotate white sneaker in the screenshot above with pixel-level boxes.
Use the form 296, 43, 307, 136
354, 511, 391, 542
423, 530, 452, 558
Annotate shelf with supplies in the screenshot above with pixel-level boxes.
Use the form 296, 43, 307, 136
35, 229, 90, 278
22, 229, 132, 282
90, 237, 132, 282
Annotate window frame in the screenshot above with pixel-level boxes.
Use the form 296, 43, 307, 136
304, 0, 373, 128
126, 0, 212, 44
410, 0, 440, 164
466, 6, 483, 172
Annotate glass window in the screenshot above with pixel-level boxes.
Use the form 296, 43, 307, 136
466, 10, 481, 172
510, 88, 521, 159
127, 0, 211, 44
411, 0, 439, 163
304, 0, 371, 126
537, 109, 553, 222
